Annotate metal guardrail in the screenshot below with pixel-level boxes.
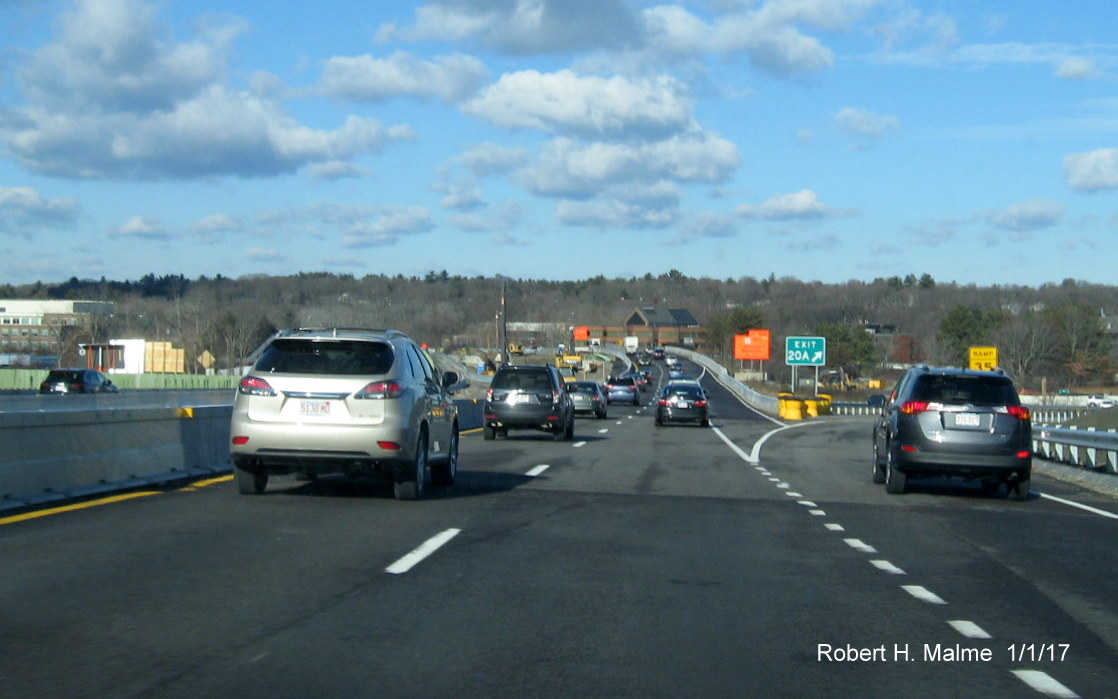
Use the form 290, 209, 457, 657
1033, 425, 1118, 474
666, 347, 780, 415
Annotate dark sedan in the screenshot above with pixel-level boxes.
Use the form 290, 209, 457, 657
655, 382, 709, 427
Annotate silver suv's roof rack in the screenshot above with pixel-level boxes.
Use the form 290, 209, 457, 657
277, 327, 409, 339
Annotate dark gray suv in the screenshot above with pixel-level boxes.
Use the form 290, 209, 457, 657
872, 365, 1032, 499
483, 364, 575, 441
230, 328, 460, 500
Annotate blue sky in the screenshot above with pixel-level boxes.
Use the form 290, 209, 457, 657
2, 0, 1117, 287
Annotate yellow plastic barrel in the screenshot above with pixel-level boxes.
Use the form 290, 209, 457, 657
783, 398, 804, 420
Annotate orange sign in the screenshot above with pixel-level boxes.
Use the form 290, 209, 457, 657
734, 329, 771, 361
573, 326, 590, 341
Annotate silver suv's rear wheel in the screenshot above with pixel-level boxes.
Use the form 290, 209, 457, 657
432, 425, 458, 486
394, 432, 428, 501
233, 461, 267, 495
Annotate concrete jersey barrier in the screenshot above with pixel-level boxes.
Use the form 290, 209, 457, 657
0, 398, 485, 512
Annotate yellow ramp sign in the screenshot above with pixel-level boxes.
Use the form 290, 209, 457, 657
969, 346, 999, 371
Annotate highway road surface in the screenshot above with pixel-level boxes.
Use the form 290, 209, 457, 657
2, 359, 1116, 697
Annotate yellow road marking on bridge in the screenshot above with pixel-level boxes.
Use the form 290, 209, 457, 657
0, 491, 160, 526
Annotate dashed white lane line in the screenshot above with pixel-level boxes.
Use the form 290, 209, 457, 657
948, 620, 991, 639
526, 465, 550, 477
844, 538, 877, 554
385, 528, 461, 575
824, 523, 845, 532
1011, 670, 1080, 698
809, 510, 826, 516
797, 500, 817, 507
870, 560, 906, 575
785, 491, 803, 498
573, 441, 588, 448
597, 428, 609, 434
902, 585, 947, 605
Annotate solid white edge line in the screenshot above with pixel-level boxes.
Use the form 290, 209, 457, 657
948, 620, 991, 639
385, 528, 462, 575
1011, 670, 1080, 699
901, 585, 947, 605
526, 465, 550, 477
1040, 493, 1118, 520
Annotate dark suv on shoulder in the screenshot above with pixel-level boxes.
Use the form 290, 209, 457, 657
229, 328, 460, 500
872, 365, 1032, 499
483, 364, 574, 441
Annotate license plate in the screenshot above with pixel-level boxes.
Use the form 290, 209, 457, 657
955, 412, 980, 427
300, 400, 331, 416
678, 401, 690, 408
511, 393, 536, 404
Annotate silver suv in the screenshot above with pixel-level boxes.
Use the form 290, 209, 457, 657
230, 328, 460, 500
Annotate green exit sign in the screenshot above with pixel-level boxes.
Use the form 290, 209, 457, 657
785, 336, 826, 366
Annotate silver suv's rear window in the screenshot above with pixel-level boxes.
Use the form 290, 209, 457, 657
912, 375, 1017, 405
255, 339, 394, 375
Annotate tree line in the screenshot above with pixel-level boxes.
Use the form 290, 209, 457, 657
9, 271, 1116, 391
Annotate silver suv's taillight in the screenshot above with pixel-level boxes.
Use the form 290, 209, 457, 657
355, 381, 405, 399
239, 376, 276, 396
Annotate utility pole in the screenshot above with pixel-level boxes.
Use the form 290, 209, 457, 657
499, 277, 510, 366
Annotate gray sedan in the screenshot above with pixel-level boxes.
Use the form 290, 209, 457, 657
567, 380, 608, 419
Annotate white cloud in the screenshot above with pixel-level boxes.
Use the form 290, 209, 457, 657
112, 215, 169, 240
375, 0, 642, 55
555, 199, 676, 229
641, 0, 880, 79
463, 70, 692, 139
1064, 148, 1118, 192
307, 161, 369, 180
0, 187, 81, 235
519, 133, 740, 197
1, 0, 407, 180
190, 214, 242, 233
1055, 56, 1101, 80
20, 0, 243, 113
738, 189, 835, 220
320, 51, 489, 103
247, 247, 285, 262
342, 206, 435, 248
836, 107, 900, 140
989, 198, 1065, 232
456, 142, 530, 177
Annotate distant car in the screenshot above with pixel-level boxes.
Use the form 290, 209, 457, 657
651, 347, 665, 360
605, 376, 640, 405
556, 366, 578, 383
655, 382, 710, 427
484, 364, 575, 441
872, 365, 1031, 499
39, 369, 119, 394
1086, 394, 1115, 409
622, 370, 649, 392
567, 381, 608, 419
229, 327, 460, 500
